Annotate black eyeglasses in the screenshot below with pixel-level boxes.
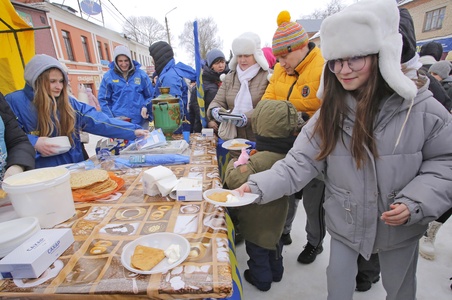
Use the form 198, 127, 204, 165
327, 56, 367, 74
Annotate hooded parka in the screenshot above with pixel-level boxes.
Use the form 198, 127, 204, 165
249, 81, 452, 259
6, 85, 141, 168
98, 46, 154, 126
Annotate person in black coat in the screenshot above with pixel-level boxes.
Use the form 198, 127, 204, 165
189, 49, 229, 133
398, 10, 452, 111
0, 92, 35, 183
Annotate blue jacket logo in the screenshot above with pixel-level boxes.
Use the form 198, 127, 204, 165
134, 77, 141, 85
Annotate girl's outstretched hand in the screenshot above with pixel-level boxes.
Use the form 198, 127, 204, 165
134, 129, 150, 138
235, 183, 251, 196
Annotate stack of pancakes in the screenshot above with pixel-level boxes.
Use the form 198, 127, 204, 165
70, 169, 118, 196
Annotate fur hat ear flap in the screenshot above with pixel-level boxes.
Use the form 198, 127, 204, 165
316, 67, 326, 100
379, 33, 417, 100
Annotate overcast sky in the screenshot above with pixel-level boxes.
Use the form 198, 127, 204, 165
57, 0, 353, 64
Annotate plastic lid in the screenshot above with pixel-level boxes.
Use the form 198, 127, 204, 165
0, 217, 40, 257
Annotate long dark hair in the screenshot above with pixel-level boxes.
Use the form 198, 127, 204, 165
313, 55, 393, 168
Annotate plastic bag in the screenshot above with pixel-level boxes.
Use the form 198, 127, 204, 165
218, 121, 237, 141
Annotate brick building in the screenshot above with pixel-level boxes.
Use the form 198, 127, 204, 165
10, 0, 153, 99
303, 0, 452, 60
399, 0, 452, 58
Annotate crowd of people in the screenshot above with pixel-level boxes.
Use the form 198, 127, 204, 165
1, 0, 451, 298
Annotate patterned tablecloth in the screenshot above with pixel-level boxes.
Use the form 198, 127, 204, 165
0, 134, 239, 299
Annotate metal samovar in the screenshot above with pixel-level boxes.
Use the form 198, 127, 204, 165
152, 87, 181, 137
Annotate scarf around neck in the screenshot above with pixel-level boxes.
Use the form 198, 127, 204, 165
255, 135, 297, 154
232, 63, 260, 114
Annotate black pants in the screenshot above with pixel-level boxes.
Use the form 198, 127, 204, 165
437, 207, 452, 223
81, 142, 89, 160
245, 240, 284, 289
356, 253, 380, 283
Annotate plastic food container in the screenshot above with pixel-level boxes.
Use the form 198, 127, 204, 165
43, 136, 71, 157
0, 217, 40, 258
2, 167, 75, 228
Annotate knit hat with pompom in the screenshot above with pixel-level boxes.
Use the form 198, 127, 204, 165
272, 11, 308, 57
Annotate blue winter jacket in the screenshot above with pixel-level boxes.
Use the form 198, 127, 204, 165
150, 59, 196, 123
98, 60, 154, 125
5, 85, 141, 168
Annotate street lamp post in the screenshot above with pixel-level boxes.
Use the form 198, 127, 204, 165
165, 7, 177, 47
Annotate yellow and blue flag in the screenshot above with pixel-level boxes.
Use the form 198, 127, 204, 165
193, 21, 206, 127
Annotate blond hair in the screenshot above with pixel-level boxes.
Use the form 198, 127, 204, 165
33, 68, 76, 144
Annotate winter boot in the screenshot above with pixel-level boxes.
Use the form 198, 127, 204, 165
419, 221, 442, 260
297, 242, 323, 264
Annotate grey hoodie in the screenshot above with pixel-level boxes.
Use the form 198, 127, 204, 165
113, 45, 135, 77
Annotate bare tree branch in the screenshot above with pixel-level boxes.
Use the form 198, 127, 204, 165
123, 16, 166, 46
303, 0, 346, 19
178, 17, 222, 62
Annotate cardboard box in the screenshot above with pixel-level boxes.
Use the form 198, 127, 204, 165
175, 177, 203, 201
201, 128, 214, 137
0, 229, 74, 279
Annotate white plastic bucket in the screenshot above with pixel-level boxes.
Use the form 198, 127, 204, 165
2, 167, 75, 228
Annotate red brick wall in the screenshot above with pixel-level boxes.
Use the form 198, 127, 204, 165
12, 3, 56, 57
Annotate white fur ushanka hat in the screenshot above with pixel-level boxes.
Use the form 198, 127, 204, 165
229, 32, 269, 71
317, 0, 417, 100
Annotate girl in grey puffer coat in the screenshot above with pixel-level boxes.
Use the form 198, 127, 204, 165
236, 0, 452, 299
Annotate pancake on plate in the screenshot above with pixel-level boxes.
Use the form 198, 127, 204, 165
131, 245, 165, 271
208, 191, 232, 203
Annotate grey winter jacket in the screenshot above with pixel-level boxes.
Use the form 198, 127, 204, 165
248, 81, 452, 259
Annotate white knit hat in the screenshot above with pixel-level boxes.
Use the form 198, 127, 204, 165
317, 0, 417, 100
229, 32, 268, 71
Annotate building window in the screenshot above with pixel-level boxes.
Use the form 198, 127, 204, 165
62, 30, 74, 61
81, 36, 91, 63
424, 7, 446, 31
104, 43, 111, 61
97, 41, 104, 60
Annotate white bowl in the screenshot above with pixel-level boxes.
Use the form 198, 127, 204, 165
121, 232, 190, 274
43, 136, 71, 156
0, 217, 40, 258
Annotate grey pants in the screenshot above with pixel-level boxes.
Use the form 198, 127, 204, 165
284, 178, 326, 247
327, 238, 418, 300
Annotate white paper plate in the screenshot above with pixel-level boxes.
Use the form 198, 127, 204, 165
222, 138, 251, 151
203, 188, 258, 207
121, 232, 190, 275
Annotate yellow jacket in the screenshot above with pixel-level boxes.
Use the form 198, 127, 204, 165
262, 44, 324, 117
